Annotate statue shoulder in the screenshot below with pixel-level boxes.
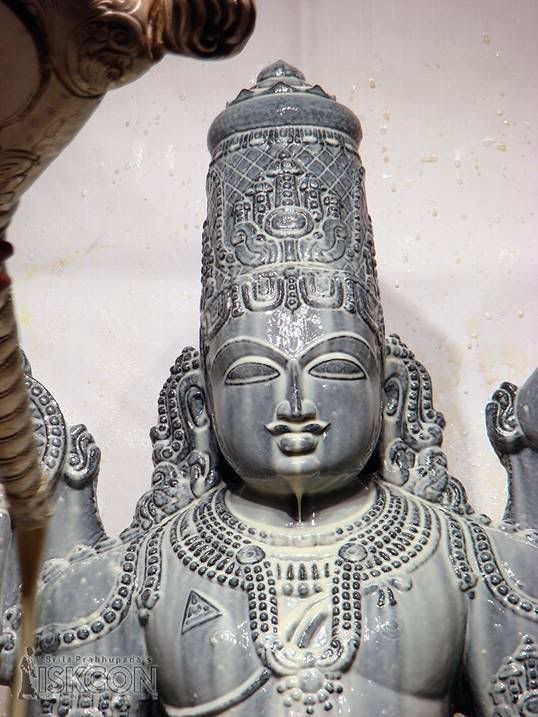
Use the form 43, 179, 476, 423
458, 517, 538, 709
464, 517, 538, 617
378, 343, 538, 619
34, 535, 144, 656
38, 541, 123, 619
379, 485, 482, 600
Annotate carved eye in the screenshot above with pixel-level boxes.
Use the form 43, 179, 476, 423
309, 358, 365, 380
225, 361, 280, 386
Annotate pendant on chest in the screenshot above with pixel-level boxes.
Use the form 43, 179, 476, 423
170, 484, 440, 714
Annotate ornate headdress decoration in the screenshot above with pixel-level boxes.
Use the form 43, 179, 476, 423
200, 61, 385, 351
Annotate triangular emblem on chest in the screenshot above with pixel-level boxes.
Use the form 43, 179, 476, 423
181, 590, 222, 635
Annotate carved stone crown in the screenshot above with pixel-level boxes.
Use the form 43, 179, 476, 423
200, 62, 384, 350
207, 60, 362, 151
229, 148, 351, 266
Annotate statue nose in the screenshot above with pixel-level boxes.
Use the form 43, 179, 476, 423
276, 361, 317, 421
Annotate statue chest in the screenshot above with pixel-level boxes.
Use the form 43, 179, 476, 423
142, 498, 469, 715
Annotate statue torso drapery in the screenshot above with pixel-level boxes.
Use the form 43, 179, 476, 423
22, 461, 538, 717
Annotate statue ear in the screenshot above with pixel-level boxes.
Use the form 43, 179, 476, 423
380, 335, 472, 514
177, 366, 221, 498
127, 348, 221, 535
381, 335, 444, 474
185, 385, 209, 429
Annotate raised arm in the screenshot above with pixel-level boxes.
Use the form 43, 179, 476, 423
455, 371, 538, 714
0, 358, 109, 685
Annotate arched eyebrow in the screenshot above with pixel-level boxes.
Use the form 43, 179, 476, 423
301, 333, 378, 370
209, 333, 379, 374
210, 337, 288, 372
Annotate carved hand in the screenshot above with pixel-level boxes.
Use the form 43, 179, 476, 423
517, 369, 538, 451
487, 369, 538, 529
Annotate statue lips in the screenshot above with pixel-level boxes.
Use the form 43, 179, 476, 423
278, 433, 318, 455
265, 421, 330, 455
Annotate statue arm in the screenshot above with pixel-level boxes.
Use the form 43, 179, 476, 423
486, 369, 538, 530
459, 371, 538, 712
20, 356, 110, 558
43, 423, 108, 561
0, 357, 112, 684
460, 522, 538, 715
0, 422, 108, 685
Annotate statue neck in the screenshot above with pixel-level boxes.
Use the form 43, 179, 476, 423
224, 473, 377, 529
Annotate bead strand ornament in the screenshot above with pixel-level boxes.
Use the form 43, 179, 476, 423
446, 515, 477, 596
32, 538, 143, 656
470, 522, 538, 620
170, 479, 439, 714
241, 550, 361, 714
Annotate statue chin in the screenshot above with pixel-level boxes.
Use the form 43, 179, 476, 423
213, 417, 381, 498
218, 426, 380, 502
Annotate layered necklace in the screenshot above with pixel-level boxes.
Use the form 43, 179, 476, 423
170, 478, 438, 714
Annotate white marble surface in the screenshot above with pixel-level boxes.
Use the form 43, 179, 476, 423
2, 0, 537, 713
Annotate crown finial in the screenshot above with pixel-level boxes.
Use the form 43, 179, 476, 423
224, 59, 337, 113
256, 60, 305, 83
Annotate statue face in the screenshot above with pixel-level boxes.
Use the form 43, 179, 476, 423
205, 306, 383, 497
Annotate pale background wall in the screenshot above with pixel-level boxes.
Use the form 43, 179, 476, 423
1, 0, 537, 712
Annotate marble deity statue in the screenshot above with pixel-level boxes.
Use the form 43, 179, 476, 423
1, 61, 538, 717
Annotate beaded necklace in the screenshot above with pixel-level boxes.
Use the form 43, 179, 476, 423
170, 480, 438, 714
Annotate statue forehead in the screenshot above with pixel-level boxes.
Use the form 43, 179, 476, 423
205, 306, 379, 366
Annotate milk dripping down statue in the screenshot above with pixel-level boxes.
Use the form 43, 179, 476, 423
1, 60, 538, 717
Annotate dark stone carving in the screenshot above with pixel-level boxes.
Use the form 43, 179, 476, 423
487, 370, 538, 529
0, 60, 536, 717
22, 352, 67, 485
181, 590, 222, 634
489, 635, 538, 716
382, 334, 474, 514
